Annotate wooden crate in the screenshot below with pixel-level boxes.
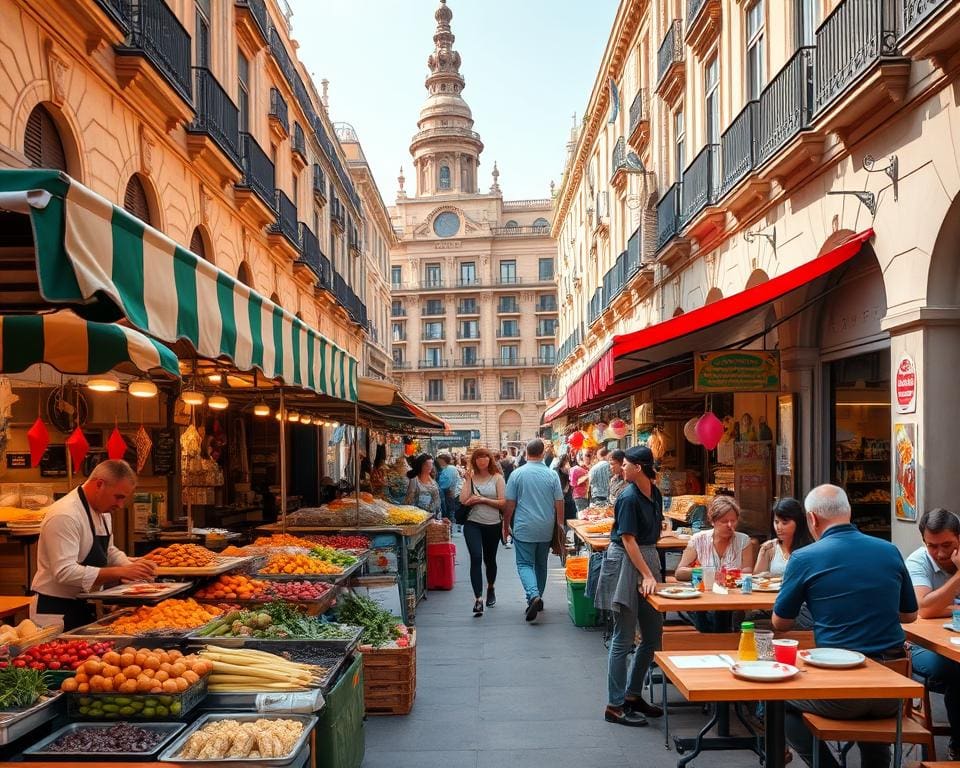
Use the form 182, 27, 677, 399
361, 629, 416, 716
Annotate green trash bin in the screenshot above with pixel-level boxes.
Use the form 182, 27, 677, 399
313, 654, 365, 768
567, 578, 599, 627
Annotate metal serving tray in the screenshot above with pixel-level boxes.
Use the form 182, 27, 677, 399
23, 721, 186, 760
59, 606, 198, 643
257, 559, 363, 583
158, 712, 317, 767
0, 692, 64, 746
188, 623, 362, 655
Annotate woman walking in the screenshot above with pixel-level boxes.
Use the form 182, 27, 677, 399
555, 453, 578, 542
595, 446, 664, 726
570, 453, 590, 514
459, 448, 506, 616
460, 448, 506, 617
404, 454, 441, 519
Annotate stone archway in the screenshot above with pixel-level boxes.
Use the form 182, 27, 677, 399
704, 287, 723, 305
498, 409, 522, 444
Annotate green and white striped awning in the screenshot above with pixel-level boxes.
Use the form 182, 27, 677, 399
0, 170, 357, 401
0, 310, 180, 378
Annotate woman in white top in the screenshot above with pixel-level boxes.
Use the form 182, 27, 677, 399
459, 447, 506, 617
676, 496, 755, 581
754, 497, 814, 576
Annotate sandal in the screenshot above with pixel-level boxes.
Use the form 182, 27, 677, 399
473, 599, 484, 617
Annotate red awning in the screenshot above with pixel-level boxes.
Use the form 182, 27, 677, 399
560, 228, 874, 415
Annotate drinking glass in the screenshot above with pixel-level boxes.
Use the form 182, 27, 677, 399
701, 566, 716, 590
755, 630, 774, 661
773, 638, 799, 665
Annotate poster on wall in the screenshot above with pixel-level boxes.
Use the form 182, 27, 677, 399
895, 354, 917, 414
734, 441, 773, 536
894, 423, 918, 522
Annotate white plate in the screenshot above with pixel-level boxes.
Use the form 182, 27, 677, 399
798, 648, 866, 669
730, 661, 800, 682
753, 583, 782, 592
656, 588, 701, 599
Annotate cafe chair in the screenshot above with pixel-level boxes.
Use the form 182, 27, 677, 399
912, 670, 951, 742
801, 657, 936, 767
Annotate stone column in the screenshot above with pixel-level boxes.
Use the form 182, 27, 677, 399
779, 347, 819, 499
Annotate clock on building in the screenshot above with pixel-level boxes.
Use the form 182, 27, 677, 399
433, 211, 460, 238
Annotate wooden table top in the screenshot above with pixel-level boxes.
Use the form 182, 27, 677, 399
647, 584, 778, 612
569, 520, 692, 553
0, 595, 32, 617
903, 617, 960, 663
654, 650, 922, 703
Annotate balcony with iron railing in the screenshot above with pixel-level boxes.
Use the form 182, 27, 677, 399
330, 196, 346, 231
392, 330, 407, 342
392, 361, 411, 371
420, 278, 444, 290
296, 223, 329, 284
490, 224, 551, 237
187, 67, 241, 171
235, 0, 269, 46
536, 322, 557, 338
457, 301, 479, 315
656, 19, 685, 102
332, 271, 349, 309
628, 89, 650, 149
348, 224, 361, 255
456, 277, 482, 288
268, 88, 289, 137
900, 0, 959, 63
94, 0, 129, 30
461, 390, 481, 402
492, 357, 527, 368
497, 299, 520, 314
418, 359, 449, 370
312, 164, 327, 203
680, 144, 719, 226
424, 390, 445, 402
719, 100, 759, 196
536, 298, 558, 313
611, 137, 629, 186
756, 47, 817, 178
656, 183, 682, 253
499, 388, 522, 401
269, 190, 299, 251
457, 329, 481, 340
587, 288, 603, 326
236, 132, 276, 215
496, 275, 521, 285
685, 0, 721, 55
627, 225, 642, 277
292, 122, 307, 165
422, 303, 446, 317
454, 357, 485, 368
497, 328, 521, 339
268, 25, 296, 88
421, 328, 446, 342
534, 356, 557, 367
391, 306, 407, 317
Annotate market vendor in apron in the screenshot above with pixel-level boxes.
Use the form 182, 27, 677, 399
31, 460, 157, 630
594, 445, 665, 726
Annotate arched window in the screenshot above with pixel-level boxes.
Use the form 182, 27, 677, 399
123, 175, 151, 224
505, 220, 519, 229
23, 104, 67, 171
532, 217, 549, 231
190, 226, 214, 264
438, 165, 451, 190
237, 262, 254, 289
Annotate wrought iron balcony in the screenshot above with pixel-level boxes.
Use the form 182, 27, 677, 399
758, 47, 815, 165
292, 122, 307, 162
312, 164, 327, 203
456, 277, 481, 287
332, 271, 349, 309
269, 88, 289, 135
270, 190, 299, 249
627, 225, 642, 276
348, 224, 361, 254
392, 361, 411, 371
815, 0, 900, 114
424, 390, 445, 402
629, 89, 649, 139
534, 357, 557, 367
656, 183, 681, 252
496, 275, 521, 285
497, 300, 519, 313
421, 328, 446, 341
680, 144, 719, 224
588, 288, 603, 325
611, 136, 628, 181
187, 67, 241, 167
419, 278, 445, 290
392, 330, 407, 342
720, 101, 759, 194
687, 0, 708, 27
457, 301, 479, 314
536, 322, 557, 337
497, 328, 521, 339
457, 330, 480, 340
391, 306, 407, 317
268, 25, 296, 88
422, 303, 446, 317
297, 223, 330, 284
454, 358, 486, 368
656, 19, 684, 88
903, 0, 953, 36
330, 196, 345, 231
492, 357, 526, 368
418, 359, 449, 370
499, 389, 522, 401
235, 0, 268, 43
95, 0, 129, 29
237, 132, 276, 211
116, 0, 193, 103
536, 298, 558, 313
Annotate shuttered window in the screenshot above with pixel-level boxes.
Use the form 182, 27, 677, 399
190, 227, 209, 262
23, 105, 67, 171
123, 175, 151, 224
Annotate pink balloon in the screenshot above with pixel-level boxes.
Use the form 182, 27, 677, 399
683, 418, 702, 446
695, 412, 725, 451
609, 418, 628, 439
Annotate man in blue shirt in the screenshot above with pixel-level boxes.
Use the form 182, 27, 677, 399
436, 454, 459, 527
773, 485, 918, 768
504, 438, 564, 622
905, 507, 960, 760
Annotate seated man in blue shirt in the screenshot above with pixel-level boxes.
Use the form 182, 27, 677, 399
773, 484, 918, 768
905, 507, 960, 760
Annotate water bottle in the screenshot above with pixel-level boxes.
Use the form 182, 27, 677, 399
741, 574, 753, 594
952, 599, 960, 631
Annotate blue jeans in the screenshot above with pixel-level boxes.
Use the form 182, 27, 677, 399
607, 599, 663, 706
513, 539, 550, 603
912, 644, 960, 745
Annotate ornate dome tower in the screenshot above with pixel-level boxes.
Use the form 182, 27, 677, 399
410, 0, 483, 197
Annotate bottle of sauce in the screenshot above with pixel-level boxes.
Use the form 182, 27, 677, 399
738, 621, 758, 661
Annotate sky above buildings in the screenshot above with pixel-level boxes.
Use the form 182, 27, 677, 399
288, 0, 618, 203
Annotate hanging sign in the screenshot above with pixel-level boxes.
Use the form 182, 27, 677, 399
895, 354, 917, 414
694, 350, 781, 393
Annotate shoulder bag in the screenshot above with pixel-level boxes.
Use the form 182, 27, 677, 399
454, 480, 475, 526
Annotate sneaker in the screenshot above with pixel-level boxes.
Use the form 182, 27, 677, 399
604, 706, 648, 727
486, 587, 496, 607
473, 599, 484, 617
525, 596, 543, 622
456, 525, 463, 534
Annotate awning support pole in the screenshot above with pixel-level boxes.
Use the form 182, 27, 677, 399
354, 400, 360, 529
279, 388, 287, 535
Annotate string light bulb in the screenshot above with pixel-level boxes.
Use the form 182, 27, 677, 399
287, 410, 300, 423
208, 394, 229, 410
181, 389, 205, 406
88, 375, 120, 393
128, 380, 158, 398
253, 400, 270, 417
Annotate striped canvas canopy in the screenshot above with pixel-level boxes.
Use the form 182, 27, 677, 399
0, 170, 357, 401
0, 311, 180, 378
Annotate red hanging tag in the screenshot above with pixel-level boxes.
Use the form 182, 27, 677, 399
27, 418, 50, 467
106, 427, 128, 461
65, 427, 90, 472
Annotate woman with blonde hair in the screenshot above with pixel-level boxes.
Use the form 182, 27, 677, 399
459, 447, 506, 616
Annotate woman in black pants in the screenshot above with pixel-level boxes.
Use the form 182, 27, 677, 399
458, 447, 506, 617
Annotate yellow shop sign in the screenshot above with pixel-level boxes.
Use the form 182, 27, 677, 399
694, 350, 781, 393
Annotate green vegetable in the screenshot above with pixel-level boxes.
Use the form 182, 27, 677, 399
336, 593, 403, 648
0, 667, 48, 710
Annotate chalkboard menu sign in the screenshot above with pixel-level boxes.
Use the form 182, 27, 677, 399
40, 445, 67, 477
152, 429, 176, 476
5, 453, 29, 469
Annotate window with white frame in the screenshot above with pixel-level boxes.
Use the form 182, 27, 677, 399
746, 0, 765, 101
795, 0, 817, 48
674, 110, 685, 182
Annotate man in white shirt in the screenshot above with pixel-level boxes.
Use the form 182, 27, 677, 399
32, 460, 157, 629
588, 448, 612, 504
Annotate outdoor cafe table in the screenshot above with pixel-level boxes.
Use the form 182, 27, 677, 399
655, 650, 922, 768
647, 585, 779, 760
903, 617, 960, 663
568, 520, 689, 572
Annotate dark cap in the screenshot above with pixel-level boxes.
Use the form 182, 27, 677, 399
624, 446, 654, 466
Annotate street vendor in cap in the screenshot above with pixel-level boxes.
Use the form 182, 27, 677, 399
594, 445, 665, 726
32, 459, 157, 630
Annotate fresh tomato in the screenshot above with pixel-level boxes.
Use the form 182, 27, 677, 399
12, 659, 25, 668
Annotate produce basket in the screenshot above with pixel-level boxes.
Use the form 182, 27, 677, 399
360, 629, 416, 716
8, 624, 64, 656
23, 721, 187, 760
66, 676, 209, 721
158, 712, 317, 766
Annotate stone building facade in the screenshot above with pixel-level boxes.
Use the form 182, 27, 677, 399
390, 0, 557, 448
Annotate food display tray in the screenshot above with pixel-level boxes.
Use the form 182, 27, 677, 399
66, 676, 209, 721
153, 556, 254, 577
257, 559, 362, 583
194, 585, 340, 617
78, 582, 195, 603
158, 712, 317, 767
59, 608, 198, 643
0, 692, 64, 745
188, 623, 362, 655
23, 721, 187, 760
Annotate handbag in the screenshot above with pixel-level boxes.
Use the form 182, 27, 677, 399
454, 480, 475, 526
551, 521, 568, 565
